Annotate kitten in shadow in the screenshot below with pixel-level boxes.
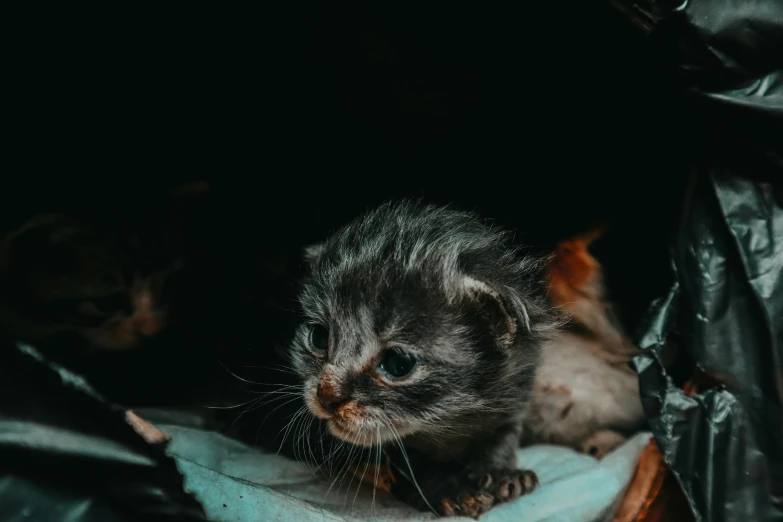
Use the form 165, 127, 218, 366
523, 227, 646, 458
0, 182, 208, 353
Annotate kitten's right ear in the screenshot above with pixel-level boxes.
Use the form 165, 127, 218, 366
462, 276, 532, 350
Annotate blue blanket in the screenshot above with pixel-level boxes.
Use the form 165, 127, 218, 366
161, 424, 651, 522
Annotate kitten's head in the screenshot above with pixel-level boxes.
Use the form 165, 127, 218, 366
0, 182, 208, 351
291, 200, 558, 446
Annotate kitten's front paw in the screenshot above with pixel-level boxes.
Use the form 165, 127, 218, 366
473, 468, 539, 503
439, 491, 494, 518
437, 468, 538, 518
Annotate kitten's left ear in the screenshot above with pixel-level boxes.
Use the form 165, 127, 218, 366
462, 276, 531, 349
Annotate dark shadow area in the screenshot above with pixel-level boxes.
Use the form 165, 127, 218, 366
1, 0, 706, 420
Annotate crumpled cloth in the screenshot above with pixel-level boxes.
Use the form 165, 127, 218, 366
161, 424, 652, 522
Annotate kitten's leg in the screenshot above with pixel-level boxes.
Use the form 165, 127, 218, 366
580, 429, 626, 459
464, 422, 538, 505
389, 449, 495, 518
390, 424, 538, 518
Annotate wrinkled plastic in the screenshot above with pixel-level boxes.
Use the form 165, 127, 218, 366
612, 0, 782, 119
0, 341, 206, 522
605, 0, 783, 520
633, 171, 783, 522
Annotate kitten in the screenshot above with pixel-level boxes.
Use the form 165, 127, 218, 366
523, 228, 646, 458
0, 183, 207, 352
291, 200, 560, 517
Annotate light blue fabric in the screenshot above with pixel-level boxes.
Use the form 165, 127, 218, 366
161, 425, 651, 522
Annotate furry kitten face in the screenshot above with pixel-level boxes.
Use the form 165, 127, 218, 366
0, 213, 181, 350
0, 183, 206, 351
292, 201, 558, 447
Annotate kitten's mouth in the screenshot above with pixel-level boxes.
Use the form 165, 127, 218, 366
305, 394, 407, 446
327, 418, 396, 446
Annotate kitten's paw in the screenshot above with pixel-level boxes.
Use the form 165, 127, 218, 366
474, 468, 539, 503
581, 429, 626, 459
439, 491, 494, 518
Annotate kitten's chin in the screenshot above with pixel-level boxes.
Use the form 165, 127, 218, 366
326, 418, 397, 447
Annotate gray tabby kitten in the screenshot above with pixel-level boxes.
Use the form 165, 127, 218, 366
291, 200, 562, 517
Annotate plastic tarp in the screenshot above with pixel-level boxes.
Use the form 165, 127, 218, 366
0, 342, 207, 522
633, 172, 783, 522
624, 0, 783, 521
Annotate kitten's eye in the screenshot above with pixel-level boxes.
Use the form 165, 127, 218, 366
309, 324, 330, 356
378, 350, 417, 379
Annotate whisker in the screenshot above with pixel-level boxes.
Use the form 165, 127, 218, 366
327, 436, 361, 501
389, 424, 436, 515
293, 408, 310, 464
303, 416, 318, 470
277, 404, 308, 457
233, 392, 301, 416
201, 396, 263, 410
243, 389, 301, 398
373, 425, 382, 516
324, 442, 352, 501
222, 393, 300, 436
216, 359, 271, 386
239, 382, 302, 388
233, 364, 298, 375
352, 431, 373, 508
335, 440, 360, 499
295, 409, 313, 465
324, 435, 345, 478
252, 396, 303, 448
344, 432, 368, 508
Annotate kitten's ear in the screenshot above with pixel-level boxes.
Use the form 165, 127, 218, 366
0, 214, 77, 274
462, 276, 531, 349
303, 242, 326, 267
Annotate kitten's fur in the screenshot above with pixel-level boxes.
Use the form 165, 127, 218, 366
0, 183, 207, 352
525, 229, 646, 458
292, 200, 560, 517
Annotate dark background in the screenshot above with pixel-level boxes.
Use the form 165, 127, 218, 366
3, 2, 691, 407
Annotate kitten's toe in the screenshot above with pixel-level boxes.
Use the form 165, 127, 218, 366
581, 429, 626, 459
440, 491, 494, 518
492, 469, 538, 502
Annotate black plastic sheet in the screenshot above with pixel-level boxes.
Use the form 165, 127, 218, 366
616, 1, 783, 520
0, 340, 206, 522
633, 171, 783, 522
610, 0, 782, 135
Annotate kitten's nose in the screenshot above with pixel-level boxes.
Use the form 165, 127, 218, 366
317, 384, 346, 413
